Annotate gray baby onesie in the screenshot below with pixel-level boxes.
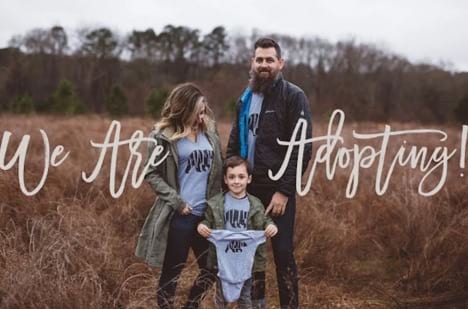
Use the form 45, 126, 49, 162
208, 230, 266, 302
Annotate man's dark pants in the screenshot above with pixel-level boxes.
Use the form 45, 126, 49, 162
250, 185, 299, 309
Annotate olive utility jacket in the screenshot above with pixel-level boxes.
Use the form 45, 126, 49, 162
135, 126, 223, 267
200, 192, 275, 272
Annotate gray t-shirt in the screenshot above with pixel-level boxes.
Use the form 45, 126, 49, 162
224, 192, 250, 231
247, 93, 263, 169
208, 230, 266, 302
176, 133, 213, 216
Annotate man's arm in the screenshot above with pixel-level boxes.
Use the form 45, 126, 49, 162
277, 89, 313, 197
266, 90, 312, 216
226, 99, 241, 158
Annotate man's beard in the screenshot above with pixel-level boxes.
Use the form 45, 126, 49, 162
249, 68, 278, 95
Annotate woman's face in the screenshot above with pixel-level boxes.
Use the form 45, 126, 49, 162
192, 97, 206, 128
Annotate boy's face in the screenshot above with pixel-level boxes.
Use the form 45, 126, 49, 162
224, 165, 252, 198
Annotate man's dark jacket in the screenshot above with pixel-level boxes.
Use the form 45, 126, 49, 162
226, 76, 313, 197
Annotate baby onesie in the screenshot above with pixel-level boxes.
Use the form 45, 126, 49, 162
208, 229, 266, 302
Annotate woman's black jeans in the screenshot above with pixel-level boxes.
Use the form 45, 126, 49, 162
157, 213, 215, 309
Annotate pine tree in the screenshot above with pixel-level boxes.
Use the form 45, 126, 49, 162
106, 86, 128, 117
10, 95, 34, 114
145, 88, 168, 118
49, 79, 86, 114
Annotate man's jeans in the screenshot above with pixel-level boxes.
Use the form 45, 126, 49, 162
250, 188, 299, 309
157, 213, 215, 309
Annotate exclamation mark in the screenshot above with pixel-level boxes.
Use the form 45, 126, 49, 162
461, 125, 467, 177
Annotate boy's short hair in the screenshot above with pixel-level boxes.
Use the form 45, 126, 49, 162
223, 156, 251, 175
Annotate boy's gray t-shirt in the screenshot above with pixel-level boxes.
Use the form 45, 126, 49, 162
224, 192, 250, 231
208, 230, 266, 302
176, 132, 213, 216
247, 93, 263, 169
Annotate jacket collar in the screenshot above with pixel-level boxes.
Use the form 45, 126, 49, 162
272, 73, 283, 89
158, 126, 176, 141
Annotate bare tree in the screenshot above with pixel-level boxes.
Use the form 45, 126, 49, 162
202, 26, 229, 66
127, 29, 158, 60
79, 28, 121, 58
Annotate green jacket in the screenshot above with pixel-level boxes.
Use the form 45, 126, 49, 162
200, 192, 275, 272
135, 126, 223, 267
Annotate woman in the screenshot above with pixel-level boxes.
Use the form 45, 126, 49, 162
135, 83, 223, 308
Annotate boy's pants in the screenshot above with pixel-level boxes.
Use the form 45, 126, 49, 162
215, 278, 252, 309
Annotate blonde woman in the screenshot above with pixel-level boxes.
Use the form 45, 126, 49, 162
136, 83, 223, 308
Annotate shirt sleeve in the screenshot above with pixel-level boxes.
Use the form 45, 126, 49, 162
226, 99, 242, 158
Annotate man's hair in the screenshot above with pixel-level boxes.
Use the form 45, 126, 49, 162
223, 156, 251, 176
254, 37, 282, 59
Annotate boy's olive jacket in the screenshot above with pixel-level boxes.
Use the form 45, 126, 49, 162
200, 192, 275, 272
135, 126, 223, 267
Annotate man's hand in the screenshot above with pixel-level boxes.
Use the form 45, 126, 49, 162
179, 204, 192, 215
265, 192, 288, 216
264, 224, 278, 238
197, 223, 212, 238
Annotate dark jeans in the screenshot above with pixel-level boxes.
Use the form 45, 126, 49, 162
250, 188, 299, 309
157, 213, 215, 309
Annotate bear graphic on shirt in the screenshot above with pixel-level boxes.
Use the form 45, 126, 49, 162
225, 240, 247, 253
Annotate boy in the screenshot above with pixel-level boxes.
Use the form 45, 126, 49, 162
198, 156, 277, 308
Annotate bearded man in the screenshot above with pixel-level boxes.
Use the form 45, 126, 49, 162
226, 37, 313, 309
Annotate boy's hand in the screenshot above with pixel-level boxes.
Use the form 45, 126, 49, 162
197, 223, 212, 238
264, 224, 278, 238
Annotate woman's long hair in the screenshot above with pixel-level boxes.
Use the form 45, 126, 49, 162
155, 83, 215, 140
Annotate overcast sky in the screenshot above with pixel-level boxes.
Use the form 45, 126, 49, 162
1, 0, 467, 71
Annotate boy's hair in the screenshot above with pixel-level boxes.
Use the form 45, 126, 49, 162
223, 156, 251, 176
254, 37, 282, 59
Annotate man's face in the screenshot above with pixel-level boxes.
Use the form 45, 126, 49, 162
251, 47, 284, 80
224, 165, 252, 198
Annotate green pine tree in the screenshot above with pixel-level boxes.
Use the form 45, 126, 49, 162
49, 79, 86, 114
106, 86, 128, 117
10, 95, 34, 114
145, 88, 168, 118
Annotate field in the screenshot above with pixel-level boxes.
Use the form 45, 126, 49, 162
0, 115, 467, 308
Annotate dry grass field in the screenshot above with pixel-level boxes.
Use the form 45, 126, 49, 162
0, 115, 467, 308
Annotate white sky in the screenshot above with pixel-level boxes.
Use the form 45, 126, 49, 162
1, 0, 467, 71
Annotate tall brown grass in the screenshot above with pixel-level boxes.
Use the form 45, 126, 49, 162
0, 115, 467, 308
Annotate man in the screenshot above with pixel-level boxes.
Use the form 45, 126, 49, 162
226, 38, 312, 309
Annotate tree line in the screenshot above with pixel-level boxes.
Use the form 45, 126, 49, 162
1, 24, 467, 122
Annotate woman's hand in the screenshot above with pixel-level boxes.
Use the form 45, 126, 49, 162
197, 223, 212, 238
264, 224, 278, 238
179, 204, 192, 215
